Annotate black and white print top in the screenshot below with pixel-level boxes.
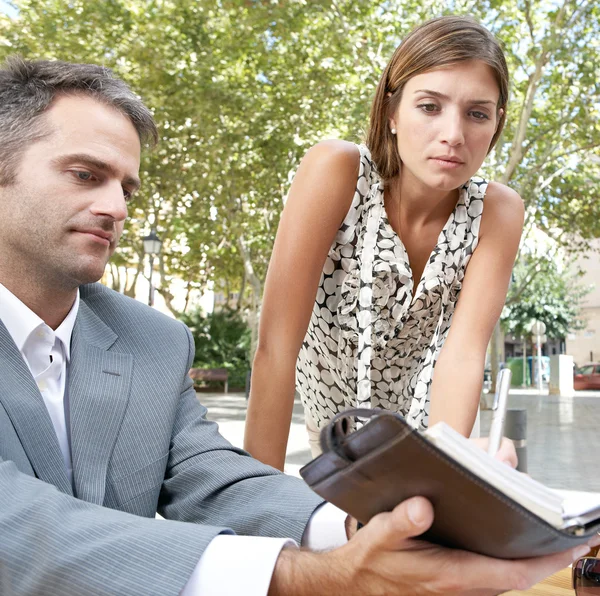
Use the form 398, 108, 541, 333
296, 144, 487, 431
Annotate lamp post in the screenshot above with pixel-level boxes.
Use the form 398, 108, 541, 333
142, 228, 162, 307
530, 320, 547, 394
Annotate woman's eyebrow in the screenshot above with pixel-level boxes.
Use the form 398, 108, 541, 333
413, 89, 497, 105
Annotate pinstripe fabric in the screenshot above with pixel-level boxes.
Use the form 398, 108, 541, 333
0, 323, 72, 495
0, 283, 324, 595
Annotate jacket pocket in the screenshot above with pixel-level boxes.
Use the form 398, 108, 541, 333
105, 452, 169, 514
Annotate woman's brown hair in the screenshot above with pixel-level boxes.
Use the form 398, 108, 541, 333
366, 16, 509, 181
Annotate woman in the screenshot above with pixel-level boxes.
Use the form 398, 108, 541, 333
244, 15, 524, 470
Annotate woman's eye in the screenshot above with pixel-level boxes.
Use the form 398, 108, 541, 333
418, 103, 439, 113
470, 111, 490, 121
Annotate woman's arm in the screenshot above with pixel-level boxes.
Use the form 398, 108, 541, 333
243, 140, 359, 469
428, 182, 525, 436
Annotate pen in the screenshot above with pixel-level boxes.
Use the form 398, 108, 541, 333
487, 367, 512, 457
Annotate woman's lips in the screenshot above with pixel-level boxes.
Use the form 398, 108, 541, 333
430, 157, 465, 169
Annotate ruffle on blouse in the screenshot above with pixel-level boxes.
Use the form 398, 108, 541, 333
336, 247, 415, 353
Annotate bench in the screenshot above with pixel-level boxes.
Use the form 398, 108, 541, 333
188, 368, 229, 393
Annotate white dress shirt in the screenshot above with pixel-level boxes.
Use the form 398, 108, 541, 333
0, 282, 348, 595
0, 282, 79, 484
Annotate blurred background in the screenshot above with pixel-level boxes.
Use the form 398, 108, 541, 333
1, 0, 598, 392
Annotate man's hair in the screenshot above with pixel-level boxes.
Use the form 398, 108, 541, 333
0, 56, 158, 185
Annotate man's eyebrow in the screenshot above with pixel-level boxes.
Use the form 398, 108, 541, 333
51, 153, 141, 191
413, 89, 497, 105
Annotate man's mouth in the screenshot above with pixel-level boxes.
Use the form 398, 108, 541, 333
74, 228, 114, 246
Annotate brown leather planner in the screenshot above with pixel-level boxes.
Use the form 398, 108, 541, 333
300, 408, 600, 559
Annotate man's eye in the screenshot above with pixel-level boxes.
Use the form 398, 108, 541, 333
75, 171, 93, 181
123, 188, 133, 201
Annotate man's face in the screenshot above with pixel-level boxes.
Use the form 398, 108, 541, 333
0, 94, 141, 291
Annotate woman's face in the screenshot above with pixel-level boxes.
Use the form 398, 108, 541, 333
390, 59, 502, 193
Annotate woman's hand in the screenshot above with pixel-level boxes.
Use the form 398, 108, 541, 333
470, 436, 518, 468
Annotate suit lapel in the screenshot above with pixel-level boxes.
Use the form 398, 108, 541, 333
69, 300, 133, 505
0, 320, 73, 495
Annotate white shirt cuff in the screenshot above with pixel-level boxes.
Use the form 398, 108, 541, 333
301, 502, 349, 551
181, 535, 297, 596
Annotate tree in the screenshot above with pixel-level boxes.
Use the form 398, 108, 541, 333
179, 307, 251, 389
1, 0, 599, 368
501, 251, 589, 341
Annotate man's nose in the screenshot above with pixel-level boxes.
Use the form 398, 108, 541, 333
90, 182, 128, 221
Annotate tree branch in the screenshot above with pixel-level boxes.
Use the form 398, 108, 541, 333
499, 0, 570, 185
523, 0, 536, 43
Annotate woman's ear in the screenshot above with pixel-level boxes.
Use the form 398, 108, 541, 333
496, 108, 505, 130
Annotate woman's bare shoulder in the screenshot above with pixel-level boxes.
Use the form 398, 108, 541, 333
300, 139, 361, 175
481, 181, 525, 236
289, 140, 361, 215
484, 181, 524, 212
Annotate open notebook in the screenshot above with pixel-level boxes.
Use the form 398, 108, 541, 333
425, 422, 600, 532
300, 408, 600, 558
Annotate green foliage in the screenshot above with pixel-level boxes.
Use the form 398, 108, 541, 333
179, 308, 251, 389
501, 253, 589, 339
0, 0, 599, 315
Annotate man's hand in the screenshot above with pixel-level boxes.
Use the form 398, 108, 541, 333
269, 496, 599, 595
344, 515, 359, 540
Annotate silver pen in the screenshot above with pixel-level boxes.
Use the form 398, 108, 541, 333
487, 368, 512, 457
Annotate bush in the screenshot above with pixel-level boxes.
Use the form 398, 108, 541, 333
179, 308, 251, 390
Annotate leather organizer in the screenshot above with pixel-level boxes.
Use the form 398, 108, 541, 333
300, 408, 600, 559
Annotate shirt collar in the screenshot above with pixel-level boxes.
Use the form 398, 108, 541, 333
0, 283, 80, 362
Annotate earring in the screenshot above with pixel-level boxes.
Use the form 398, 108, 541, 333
390, 128, 397, 135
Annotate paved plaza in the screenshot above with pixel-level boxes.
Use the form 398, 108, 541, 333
200, 388, 600, 492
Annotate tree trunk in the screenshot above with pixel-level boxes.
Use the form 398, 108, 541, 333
183, 281, 192, 314
109, 263, 121, 292
490, 322, 504, 395
238, 235, 263, 363
157, 254, 181, 318
497, 0, 569, 186
236, 268, 247, 312
124, 258, 144, 298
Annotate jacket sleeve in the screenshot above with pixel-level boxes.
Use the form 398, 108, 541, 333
0, 455, 229, 596
158, 324, 325, 544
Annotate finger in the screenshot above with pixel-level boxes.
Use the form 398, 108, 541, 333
495, 438, 517, 468
505, 545, 591, 590
362, 496, 435, 551
588, 533, 600, 549
454, 544, 590, 592
470, 437, 517, 469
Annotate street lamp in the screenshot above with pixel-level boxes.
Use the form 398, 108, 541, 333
142, 228, 162, 307
530, 320, 547, 395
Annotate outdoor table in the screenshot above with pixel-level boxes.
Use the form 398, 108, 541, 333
505, 566, 573, 595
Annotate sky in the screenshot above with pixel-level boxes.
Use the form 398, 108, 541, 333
0, 1, 17, 18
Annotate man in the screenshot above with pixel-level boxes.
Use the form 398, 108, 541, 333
0, 56, 593, 595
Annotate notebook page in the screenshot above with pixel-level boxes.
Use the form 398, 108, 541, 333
551, 489, 600, 526
425, 422, 564, 527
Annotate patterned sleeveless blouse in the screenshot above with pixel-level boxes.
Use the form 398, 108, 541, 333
296, 144, 487, 431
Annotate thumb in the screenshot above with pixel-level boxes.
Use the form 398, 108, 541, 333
362, 496, 435, 551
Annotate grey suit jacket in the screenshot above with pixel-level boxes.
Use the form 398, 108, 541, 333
0, 283, 323, 596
